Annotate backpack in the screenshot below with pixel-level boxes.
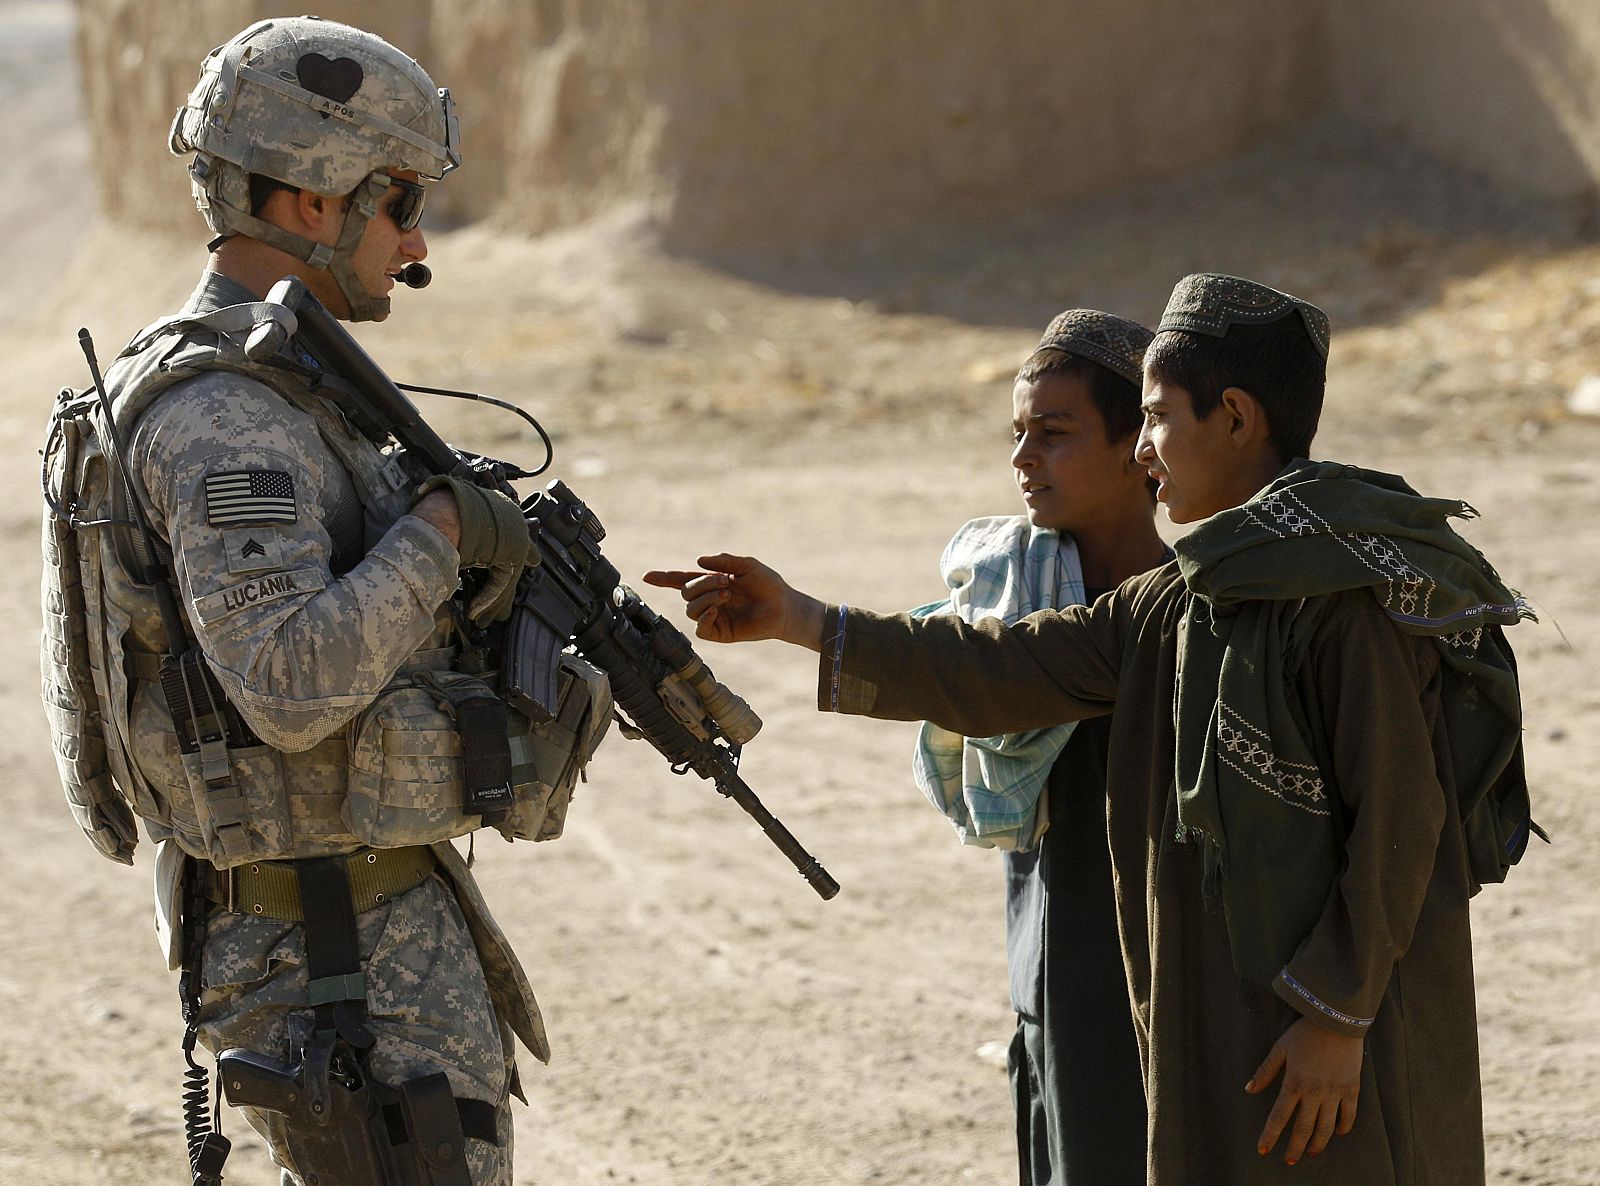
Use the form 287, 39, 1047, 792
41, 382, 139, 862
1454, 628, 1546, 891
40, 306, 308, 864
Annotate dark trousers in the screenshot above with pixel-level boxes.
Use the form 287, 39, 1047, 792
1009, 727, 1147, 1186
1010, 1007, 1145, 1186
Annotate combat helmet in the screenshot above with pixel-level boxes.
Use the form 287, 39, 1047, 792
169, 15, 460, 321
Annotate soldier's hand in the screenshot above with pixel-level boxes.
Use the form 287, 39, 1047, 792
643, 554, 825, 649
415, 475, 537, 624
411, 488, 462, 547
1246, 1017, 1363, 1165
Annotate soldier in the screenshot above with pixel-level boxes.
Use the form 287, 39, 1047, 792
41, 16, 608, 1185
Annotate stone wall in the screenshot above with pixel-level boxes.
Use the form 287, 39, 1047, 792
1329, 0, 1600, 214
570, 0, 1326, 248
73, 0, 1600, 247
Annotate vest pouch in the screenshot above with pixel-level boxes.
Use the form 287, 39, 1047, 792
343, 670, 495, 847
178, 741, 294, 869
344, 658, 612, 848
497, 654, 613, 843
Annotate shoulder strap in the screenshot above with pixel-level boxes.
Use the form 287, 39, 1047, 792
114, 301, 297, 366
116, 302, 412, 524
99, 302, 324, 581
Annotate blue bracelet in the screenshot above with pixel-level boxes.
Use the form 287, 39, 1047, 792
829, 603, 848, 712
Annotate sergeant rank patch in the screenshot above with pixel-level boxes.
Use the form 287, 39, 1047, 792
205, 470, 297, 526
223, 528, 285, 574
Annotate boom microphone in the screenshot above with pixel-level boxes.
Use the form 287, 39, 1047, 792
396, 263, 431, 289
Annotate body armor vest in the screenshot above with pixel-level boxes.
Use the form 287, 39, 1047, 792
43, 302, 606, 870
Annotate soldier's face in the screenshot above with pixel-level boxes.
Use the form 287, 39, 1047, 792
346, 171, 429, 322
304, 171, 429, 321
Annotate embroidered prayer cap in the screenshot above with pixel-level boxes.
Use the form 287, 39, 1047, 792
1032, 309, 1154, 386
1157, 274, 1331, 359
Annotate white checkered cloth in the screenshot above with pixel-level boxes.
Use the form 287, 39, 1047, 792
909, 516, 1084, 850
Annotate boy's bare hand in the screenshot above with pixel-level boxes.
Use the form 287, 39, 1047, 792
1245, 1017, 1363, 1166
643, 554, 825, 649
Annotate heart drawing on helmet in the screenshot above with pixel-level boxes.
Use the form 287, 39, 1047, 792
296, 53, 365, 105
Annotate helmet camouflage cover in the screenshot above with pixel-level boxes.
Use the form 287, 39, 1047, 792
169, 15, 460, 318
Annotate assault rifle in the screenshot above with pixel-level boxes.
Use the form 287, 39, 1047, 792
253, 276, 838, 900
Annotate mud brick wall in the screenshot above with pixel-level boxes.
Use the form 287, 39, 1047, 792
75, 0, 1600, 247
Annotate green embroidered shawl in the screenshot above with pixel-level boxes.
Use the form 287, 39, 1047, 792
1172, 460, 1532, 985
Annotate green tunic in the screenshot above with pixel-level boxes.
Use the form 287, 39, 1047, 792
821, 563, 1484, 1185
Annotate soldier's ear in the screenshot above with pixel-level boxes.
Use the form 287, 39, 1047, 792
286, 187, 346, 240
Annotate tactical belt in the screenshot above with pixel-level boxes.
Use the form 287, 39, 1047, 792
207, 846, 436, 921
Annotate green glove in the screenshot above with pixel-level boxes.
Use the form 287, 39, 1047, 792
416, 475, 539, 624
81, 797, 138, 865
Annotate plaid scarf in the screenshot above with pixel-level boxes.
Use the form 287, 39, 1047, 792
910, 517, 1085, 850
1173, 460, 1532, 985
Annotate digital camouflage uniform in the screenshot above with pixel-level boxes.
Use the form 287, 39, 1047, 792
199, 878, 515, 1185
39, 19, 579, 1184
118, 272, 543, 1185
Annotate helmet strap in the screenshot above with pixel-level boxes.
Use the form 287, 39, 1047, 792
323, 172, 393, 323
202, 166, 393, 322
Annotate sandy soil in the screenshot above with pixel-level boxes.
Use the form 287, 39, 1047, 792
3, 4, 1599, 1184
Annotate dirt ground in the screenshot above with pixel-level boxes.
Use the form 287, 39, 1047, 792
4, 4, 1599, 1184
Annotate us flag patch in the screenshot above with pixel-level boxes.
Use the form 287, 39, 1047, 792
205, 470, 297, 526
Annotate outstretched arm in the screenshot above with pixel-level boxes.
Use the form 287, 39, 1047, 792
643, 553, 826, 649
651, 552, 1136, 738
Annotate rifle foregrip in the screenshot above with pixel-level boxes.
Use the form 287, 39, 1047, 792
577, 609, 839, 897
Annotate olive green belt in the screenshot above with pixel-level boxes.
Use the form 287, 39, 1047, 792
208, 845, 437, 921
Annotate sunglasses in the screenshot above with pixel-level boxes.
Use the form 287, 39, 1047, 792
382, 176, 427, 232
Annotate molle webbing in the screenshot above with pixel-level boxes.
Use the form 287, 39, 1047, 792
207, 845, 436, 920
